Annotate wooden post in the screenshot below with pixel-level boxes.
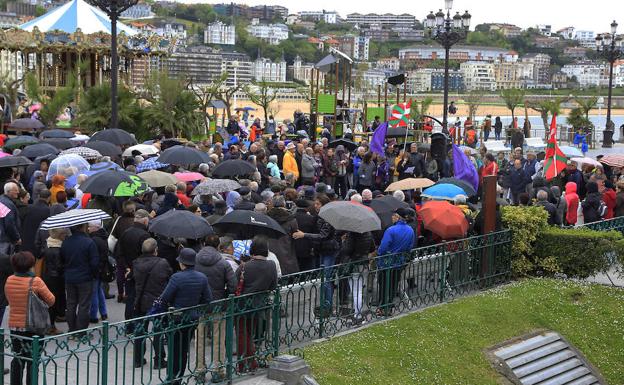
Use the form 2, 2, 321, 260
383, 83, 388, 121
481, 175, 497, 279
403, 80, 407, 103
347, 62, 352, 108
334, 60, 339, 133
377, 84, 381, 106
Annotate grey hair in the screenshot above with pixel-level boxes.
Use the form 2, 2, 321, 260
392, 190, 405, 202
350, 194, 362, 203
454, 195, 467, 205
536, 190, 548, 201
219, 236, 233, 252
268, 155, 278, 163
176, 182, 186, 191
3, 182, 17, 195
165, 184, 176, 193
142, 238, 158, 254
254, 202, 267, 214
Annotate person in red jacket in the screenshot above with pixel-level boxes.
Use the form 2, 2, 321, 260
480, 153, 499, 185
601, 180, 617, 219
564, 182, 579, 225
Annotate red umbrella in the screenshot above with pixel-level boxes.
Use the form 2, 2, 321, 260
174, 172, 205, 182
419, 201, 468, 240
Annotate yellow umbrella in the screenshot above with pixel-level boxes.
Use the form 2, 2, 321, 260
385, 178, 435, 192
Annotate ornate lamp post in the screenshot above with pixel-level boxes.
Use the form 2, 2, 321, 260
425, 0, 471, 136
595, 21, 623, 148
88, 0, 138, 129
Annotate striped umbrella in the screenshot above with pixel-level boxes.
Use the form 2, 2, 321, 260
40, 209, 111, 230
136, 157, 169, 173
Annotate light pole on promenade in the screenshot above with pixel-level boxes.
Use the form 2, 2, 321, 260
595, 21, 623, 148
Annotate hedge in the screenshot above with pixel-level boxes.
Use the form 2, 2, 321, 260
534, 228, 624, 279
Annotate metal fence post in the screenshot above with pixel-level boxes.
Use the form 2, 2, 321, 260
225, 295, 235, 383
101, 322, 109, 385
319, 264, 325, 339
30, 335, 40, 385
0, 328, 4, 381
439, 243, 447, 303
271, 289, 281, 357
166, 307, 175, 384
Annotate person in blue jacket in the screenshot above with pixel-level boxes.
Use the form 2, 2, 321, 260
376, 208, 414, 316
159, 248, 212, 385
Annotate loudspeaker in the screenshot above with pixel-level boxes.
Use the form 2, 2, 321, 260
430, 133, 449, 161
387, 73, 405, 86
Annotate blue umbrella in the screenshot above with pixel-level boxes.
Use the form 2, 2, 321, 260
66, 161, 122, 187
136, 157, 169, 173
422, 183, 467, 200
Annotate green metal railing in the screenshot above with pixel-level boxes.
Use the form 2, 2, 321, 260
1, 230, 512, 385
580, 216, 624, 233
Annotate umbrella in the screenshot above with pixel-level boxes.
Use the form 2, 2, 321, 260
158, 145, 211, 166
417, 143, 431, 152
211, 159, 256, 178
150, 209, 213, 239
78, 170, 148, 197
385, 127, 408, 138
39, 129, 75, 139
385, 178, 435, 192
318, 201, 381, 233
559, 145, 583, 158
192, 179, 241, 195
0, 156, 33, 168
69, 134, 90, 143
367, 199, 398, 229
60, 146, 102, 160
19, 143, 60, 159
419, 201, 468, 240
160, 139, 184, 151
136, 157, 170, 173
40, 209, 111, 230
0, 152, 11, 158
4, 135, 39, 150
599, 154, 624, 168
329, 138, 358, 151
213, 210, 286, 238
43, 138, 74, 150
47, 154, 90, 181
66, 160, 123, 186
375, 195, 409, 210
571, 157, 603, 169
9, 118, 44, 130
174, 172, 204, 182
84, 141, 122, 159
459, 146, 478, 155
89, 128, 137, 146
422, 183, 467, 200
437, 178, 477, 197
122, 144, 159, 158
138, 170, 178, 188
235, 107, 256, 111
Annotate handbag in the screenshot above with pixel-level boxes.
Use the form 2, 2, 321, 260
107, 216, 121, 254
26, 277, 51, 335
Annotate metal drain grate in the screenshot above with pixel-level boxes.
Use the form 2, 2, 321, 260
489, 331, 605, 385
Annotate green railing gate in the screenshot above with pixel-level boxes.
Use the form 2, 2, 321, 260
1, 230, 512, 385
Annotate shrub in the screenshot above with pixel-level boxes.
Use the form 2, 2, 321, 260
501, 206, 549, 275
534, 228, 623, 279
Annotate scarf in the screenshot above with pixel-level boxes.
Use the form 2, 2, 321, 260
47, 237, 63, 248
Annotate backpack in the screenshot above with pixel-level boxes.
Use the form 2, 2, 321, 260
466, 129, 476, 145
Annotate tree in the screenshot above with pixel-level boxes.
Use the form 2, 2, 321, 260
0, 73, 22, 121
76, 84, 145, 135
464, 90, 486, 121
527, 97, 569, 138
411, 97, 434, 122
190, 75, 223, 136
213, 73, 245, 119
500, 88, 526, 123
245, 81, 277, 128
574, 95, 598, 121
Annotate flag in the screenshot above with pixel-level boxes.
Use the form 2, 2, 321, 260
0, 202, 10, 218
543, 114, 568, 181
389, 100, 412, 128
452, 144, 479, 193
370, 122, 388, 156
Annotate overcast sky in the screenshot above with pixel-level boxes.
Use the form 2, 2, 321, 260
180, 0, 624, 33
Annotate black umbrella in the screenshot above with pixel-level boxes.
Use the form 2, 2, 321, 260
84, 141, 122, 159
160, 139, 183, 151
20, 143, 60, 159
367, 199, 396, 229
9, 118, 44, 130
386, 127, 408, 138
39, 129, 75, 139
437, 178, 477, 197
0, 156, 33, 168
42, 138, 74, 150
213, 210, 286, 238
329, 138, 358, 152
318, 201, 381, 233
375, 195, 409, 210
4, 135, 39, 150
158, 145, 211, 166
150, 209, 213, 239
78, 170, 148, 197
89, 128, 137, 146
211, 159, 256, 178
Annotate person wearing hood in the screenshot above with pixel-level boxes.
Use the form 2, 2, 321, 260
601, 180, 617, 219
132, 238, 172, 369
156, 189, 182, 216
564, 182, 580, 225
49, 175, 66, 204
267, 155, 281, 180
551, 186, 567, 227
563, 161, 586, 200
267, 195, 299, 275
194, 234, 237, 381
225, 191, 241, 214
582, 181, 604, 223
207, 200, 227, 225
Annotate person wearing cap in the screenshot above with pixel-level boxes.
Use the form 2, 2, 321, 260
282, 142, 299, 182
159, 247, 212, 385
234, 186, 255, 211
376, 207, 415, 316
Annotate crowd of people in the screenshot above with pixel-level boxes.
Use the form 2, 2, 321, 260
0, 116, 622, 384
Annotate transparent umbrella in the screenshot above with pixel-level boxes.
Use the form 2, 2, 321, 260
47, 154, 89, 181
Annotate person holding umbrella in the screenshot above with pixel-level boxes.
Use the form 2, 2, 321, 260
376, 207, 414, 317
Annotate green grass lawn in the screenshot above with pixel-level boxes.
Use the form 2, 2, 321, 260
304, 279, 624, 385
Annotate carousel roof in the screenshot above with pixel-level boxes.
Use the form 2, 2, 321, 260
20, 0, 137, 36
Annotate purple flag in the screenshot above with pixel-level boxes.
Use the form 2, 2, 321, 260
370, 122, 388, 156
452, 144, 479, 193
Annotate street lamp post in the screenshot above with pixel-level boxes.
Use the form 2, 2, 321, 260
595, 20, 623, 148
425, 0, 471, 138
89, 0, 138, 130
232, 60, 239, 111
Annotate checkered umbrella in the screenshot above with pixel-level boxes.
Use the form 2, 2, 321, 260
60, 146, 102, 160
136, 157, 170, 173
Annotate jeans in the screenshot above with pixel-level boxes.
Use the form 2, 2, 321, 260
495, 130, 502, 141
320, 253, 337, 309
89, 279, 108, 320
484, 130, 490, 141
10, 331, 34, 385
169, 325, 196, 385
66, 281, 93, 332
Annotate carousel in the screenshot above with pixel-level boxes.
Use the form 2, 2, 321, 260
0, 0, 173, 93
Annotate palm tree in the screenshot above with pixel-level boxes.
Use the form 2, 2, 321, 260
410, 97, 434, 125
0, 72, 22, 121
500, 88, 526, 123
76, 84, 144, 134
527, 97, 568, 139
